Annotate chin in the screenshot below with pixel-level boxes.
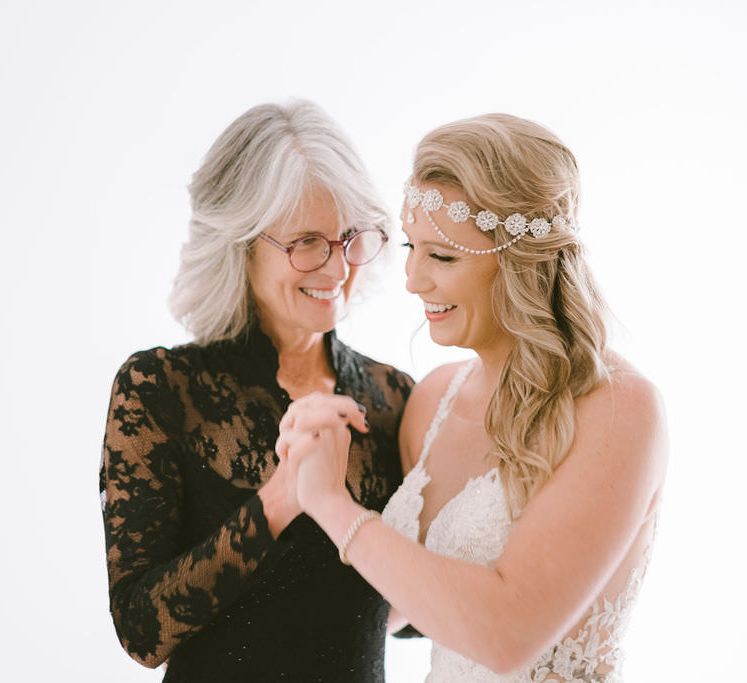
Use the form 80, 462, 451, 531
428, 323, 477, 350
301, 317, 339, 335
304, 305, 348, 333
428, 328, 459, 348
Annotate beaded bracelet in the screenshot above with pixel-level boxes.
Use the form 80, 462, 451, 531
339, 510, 380, 565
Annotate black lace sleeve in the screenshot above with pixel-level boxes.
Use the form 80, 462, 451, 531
99, 353, 280, 668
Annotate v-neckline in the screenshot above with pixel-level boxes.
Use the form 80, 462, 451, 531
415, 463, 500, 545
406, 358, 497, 544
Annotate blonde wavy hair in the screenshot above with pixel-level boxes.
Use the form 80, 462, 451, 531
170, 100, 390, 344
413, 113, 610, 517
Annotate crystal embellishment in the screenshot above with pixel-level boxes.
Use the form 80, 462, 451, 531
421, 189, 444, 212
447, 201, 471, 223
402, 181, 575, 255
475, 210, 499, 232
504, 213, 527, 236
528, 217, 551, 237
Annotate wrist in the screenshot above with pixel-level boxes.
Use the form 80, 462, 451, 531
306, 493, 361, 545
339, 509, 380, 565
258, 477, 299, 538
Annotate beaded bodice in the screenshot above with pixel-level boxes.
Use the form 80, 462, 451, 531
382, 361, 649, 682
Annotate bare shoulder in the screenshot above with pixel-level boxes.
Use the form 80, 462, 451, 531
573, 351, 668, 490
398, 360, 472, 471
582, 352, 665, 424
411, 360, 469, 404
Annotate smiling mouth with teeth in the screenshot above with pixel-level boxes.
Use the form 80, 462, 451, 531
424, 303, 457, 313
300, 287, 341, 301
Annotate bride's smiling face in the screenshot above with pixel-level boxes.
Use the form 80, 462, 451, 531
402, 183, 503, 351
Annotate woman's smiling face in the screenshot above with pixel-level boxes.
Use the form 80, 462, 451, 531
248, 186, 358, 339
402, 183, 503, 352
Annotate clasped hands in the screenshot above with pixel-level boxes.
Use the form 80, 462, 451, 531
271, 393, 368, 523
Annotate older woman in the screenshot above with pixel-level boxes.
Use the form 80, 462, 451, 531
277, 113, 667, 682
99, 101, 412, 682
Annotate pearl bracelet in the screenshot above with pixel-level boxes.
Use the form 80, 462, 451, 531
339, 510, 380, 565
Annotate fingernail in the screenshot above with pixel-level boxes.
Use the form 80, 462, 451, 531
357, 402, 367, 414
364, 418, 369, 430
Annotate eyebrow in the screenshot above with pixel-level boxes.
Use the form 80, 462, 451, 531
282, 226, 358, 241
282, 229, 317, 241
401, 230, 459, 251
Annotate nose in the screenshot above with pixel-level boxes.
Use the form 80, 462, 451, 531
405, 253, 431, 295
320, 243, 350, 281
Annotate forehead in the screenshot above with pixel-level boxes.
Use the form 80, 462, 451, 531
276, 186, 347, 239
402, 182, 497, 253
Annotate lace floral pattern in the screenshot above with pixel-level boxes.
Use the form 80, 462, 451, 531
381, 459, 429, 541
382, 360, 651, 682
529, 557, 648, 683
381, 361, 471, 540
424, 469, 511, 565
100, 327, 413, 681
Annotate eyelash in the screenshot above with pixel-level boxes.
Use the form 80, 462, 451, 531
400, 242, 456, 263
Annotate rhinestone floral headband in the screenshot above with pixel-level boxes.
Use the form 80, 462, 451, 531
404, 181, 576, 255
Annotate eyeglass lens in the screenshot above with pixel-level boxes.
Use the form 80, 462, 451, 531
290, 231, 384, 272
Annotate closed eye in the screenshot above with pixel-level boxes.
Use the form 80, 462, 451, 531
297, 234, 323, 247
401, 242, 456, 263
431, 253, 455, 262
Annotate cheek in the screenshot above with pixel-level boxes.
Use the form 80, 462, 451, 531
458, 265, 496, 317
476, 261, 498, 294
246, 259, 269, 301
248, 254, 294, 306
443, 263, 475, 302
256, 246, 298, 279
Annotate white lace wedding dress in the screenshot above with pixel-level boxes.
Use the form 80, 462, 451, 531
382, 362, 651, 682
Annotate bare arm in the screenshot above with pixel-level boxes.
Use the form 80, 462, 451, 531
288, 371, 668, 674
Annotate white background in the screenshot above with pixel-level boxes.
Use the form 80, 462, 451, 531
1, 1, 745, 681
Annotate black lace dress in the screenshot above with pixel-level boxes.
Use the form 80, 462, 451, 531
99, 326, 413, 682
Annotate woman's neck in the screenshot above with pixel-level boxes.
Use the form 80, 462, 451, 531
461, 335, 514, 415
259, 320, 335, 395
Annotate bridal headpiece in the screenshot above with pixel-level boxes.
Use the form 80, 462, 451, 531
404, 181, 577, 255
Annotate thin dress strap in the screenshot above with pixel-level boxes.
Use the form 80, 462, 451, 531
416, 360, 476, 466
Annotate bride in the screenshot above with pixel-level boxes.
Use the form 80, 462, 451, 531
274, 113, 668, 681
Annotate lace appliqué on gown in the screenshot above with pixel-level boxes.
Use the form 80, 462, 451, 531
382, 362, 473, 542
382, 360, 651, 683
529, 554, 649, 683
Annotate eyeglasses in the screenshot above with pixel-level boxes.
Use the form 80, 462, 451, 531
259, 228, 388, 272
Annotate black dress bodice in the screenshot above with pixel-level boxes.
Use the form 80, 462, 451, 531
99, 327, 413, 681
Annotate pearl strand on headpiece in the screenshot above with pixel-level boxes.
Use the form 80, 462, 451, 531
405, 181, 577, 255
424, 212, 519, 255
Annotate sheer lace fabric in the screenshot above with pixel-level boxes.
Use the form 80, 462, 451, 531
382, 361, 651, 682
100, 327, 412, 681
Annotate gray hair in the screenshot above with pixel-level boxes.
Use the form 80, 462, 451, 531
169, 100, 390, 344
